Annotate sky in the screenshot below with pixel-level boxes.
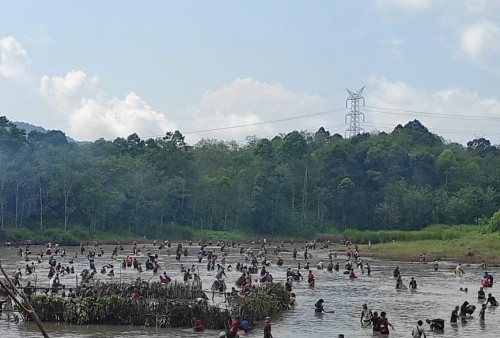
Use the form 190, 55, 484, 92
1, 0, 500, 145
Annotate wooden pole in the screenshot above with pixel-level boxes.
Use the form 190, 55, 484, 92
0, 261, 50, 338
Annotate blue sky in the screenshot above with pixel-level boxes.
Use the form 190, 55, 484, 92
1, 0, 500, 145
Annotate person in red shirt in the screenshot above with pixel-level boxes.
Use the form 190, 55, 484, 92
308, 270, 315, 286
227, 316, 241, 338
193, 317, 204, 331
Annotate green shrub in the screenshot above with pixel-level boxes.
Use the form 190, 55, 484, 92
195, 229, 248, 241
489, 210, 500, 232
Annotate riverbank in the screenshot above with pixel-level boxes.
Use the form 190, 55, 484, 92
4, 223, 500, 265
359, 236, 500, 266
0, 227, 252, 246
312, 224, 500, 266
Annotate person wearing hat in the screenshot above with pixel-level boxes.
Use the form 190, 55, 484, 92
263, 317, 273, 338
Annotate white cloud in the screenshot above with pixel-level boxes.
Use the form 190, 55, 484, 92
460, 21, 500, 62
375, 0, 432, 12
40, 70, 176, 141
0, 36, 31, 81
366, 78, 500, 144
373, 1, 500, 65
368, 78, 424, 108
438, 2, 500, 63
184, 77, 328, 143
40, 70, 98, 114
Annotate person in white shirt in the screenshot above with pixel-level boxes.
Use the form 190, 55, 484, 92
412, 320, 427, 337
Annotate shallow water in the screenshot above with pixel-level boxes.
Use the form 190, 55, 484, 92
0, 242, 498, 337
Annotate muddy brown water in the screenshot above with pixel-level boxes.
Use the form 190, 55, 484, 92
0, 242, 499, 337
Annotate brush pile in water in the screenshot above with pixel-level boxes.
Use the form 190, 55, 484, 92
28, 278, 230, 328
231, 282, 290, 321
26, 279, 291, 329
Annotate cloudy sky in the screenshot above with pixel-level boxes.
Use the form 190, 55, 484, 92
1, 0, 500, 145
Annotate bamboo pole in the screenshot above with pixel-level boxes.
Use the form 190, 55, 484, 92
0, 261, 50, 338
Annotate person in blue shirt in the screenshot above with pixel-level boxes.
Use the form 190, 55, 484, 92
315, 299, 334, 313
485, 272, 494, 287
216, 267, 226, 279
240, 316, 250, 333
315, 299, 325, 313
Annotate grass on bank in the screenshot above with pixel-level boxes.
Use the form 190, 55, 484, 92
0, 224, 251, 245
310, 223, 500, 264
350, 225, 500, 264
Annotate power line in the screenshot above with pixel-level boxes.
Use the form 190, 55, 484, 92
184, 107, 346, 135
139, 101, 499, 141
364, 105, 500, 121
363, 121, 500, 136
139, 107, 346, 139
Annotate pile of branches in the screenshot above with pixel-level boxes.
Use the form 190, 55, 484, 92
30, 293, 231, 328
27, 279, 291, 329
233, 282, 290, 321
77, 278, 203, 300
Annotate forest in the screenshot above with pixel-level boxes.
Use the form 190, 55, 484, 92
0, 115, 499, 242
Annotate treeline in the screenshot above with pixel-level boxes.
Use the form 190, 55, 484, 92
0, 116, 499, 240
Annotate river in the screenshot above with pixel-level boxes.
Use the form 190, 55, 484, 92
0, 242, 498, 337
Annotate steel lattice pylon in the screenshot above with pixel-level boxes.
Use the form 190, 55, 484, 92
345, 86, 365, 138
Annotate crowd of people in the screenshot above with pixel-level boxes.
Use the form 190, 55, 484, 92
1, 240, 499, 337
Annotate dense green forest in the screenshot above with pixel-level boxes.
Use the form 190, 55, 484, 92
0, 115, 499, 242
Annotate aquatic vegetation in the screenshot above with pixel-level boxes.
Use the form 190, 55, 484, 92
26, 280, 291, 328
235, 283, 290, 321
30, 292, 231, 328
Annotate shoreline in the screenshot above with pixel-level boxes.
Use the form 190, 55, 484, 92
10, 236, 500, 266
359, 249, 492, 265
358, 244, 500, 266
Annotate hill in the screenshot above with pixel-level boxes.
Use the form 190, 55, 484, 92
14, 121, 75, 143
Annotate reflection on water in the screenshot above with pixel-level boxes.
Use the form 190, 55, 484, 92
0, 243, 498, 337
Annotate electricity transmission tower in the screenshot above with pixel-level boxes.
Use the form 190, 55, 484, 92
345, 86, 365, 138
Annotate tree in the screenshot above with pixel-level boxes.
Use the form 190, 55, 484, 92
489, 209, 500, 232
436, 149, 459, 187
53, 145, 85, 230
373, 201, 400, 229
467, 138, 492, 154
0, 116, 498, 238
28, 130, 68, 147
0, 116, 26, 154
280, 131, 308, 219
338, 177, 355, 230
